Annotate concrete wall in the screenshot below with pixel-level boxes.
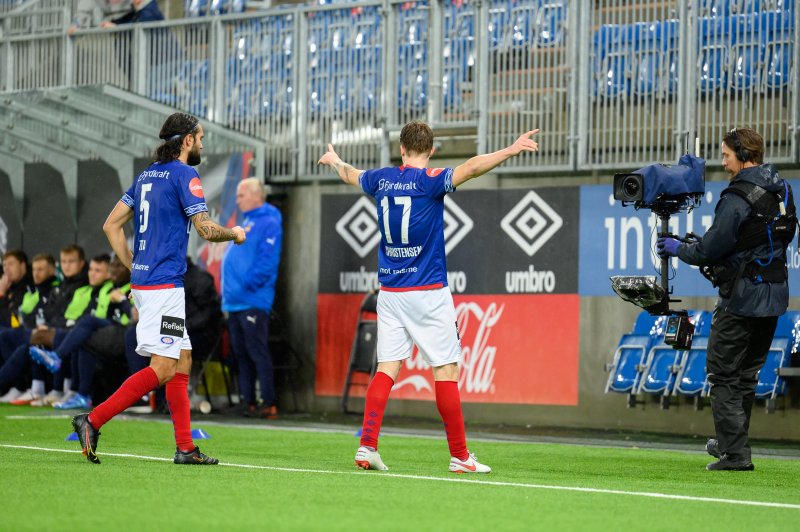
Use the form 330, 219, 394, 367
0, 170, 22, 253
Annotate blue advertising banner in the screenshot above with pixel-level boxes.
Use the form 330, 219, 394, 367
579, 179, 800, 297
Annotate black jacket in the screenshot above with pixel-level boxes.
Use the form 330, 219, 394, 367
20, 275, 60, 329
679, 164, 793, 316
45, 269, 90, 328
0, 272, 34, 327
185, 259, 222, 336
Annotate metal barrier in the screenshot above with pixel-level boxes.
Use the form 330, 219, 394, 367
1, 0, 798, 180
0, 0, 73, 36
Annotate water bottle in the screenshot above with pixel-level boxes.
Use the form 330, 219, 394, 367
35, 308, 45, 328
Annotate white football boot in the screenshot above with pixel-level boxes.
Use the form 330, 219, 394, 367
449, 452, 491, 474
354, 446, 389, 471
0, 387, 22, 403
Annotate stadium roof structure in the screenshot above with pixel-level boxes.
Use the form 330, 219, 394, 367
0, 84, 265, 226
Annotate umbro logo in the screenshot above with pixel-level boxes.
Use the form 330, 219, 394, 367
500, 191, 563, 256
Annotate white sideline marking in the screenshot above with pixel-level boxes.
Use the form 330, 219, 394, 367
2, 444, 799, 510
6, 415, 73, 420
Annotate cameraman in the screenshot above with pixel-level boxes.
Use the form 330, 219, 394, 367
658, 127, 796, 472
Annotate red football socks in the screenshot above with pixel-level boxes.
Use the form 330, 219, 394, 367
88, 367, 159, 429
435, 380, 469, 461
166, 372, 194, 452
359, 371, 394, 450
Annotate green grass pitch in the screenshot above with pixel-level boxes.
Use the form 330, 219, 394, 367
1, 405, 799, 531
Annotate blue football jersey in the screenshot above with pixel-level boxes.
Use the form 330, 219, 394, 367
360, 165, 455, 290
121, 160, 208, 288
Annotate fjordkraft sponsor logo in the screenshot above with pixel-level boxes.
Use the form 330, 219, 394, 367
160, 316, 185, 337
315, 293, 579, 405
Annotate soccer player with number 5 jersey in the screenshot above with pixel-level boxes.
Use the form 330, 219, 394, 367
318, 120, 539, 473
71, 113, 246, 464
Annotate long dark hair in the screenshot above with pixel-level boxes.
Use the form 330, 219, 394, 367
153, 113, 200, 164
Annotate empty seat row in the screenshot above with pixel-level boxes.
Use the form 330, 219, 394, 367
594, 11, 794, 99
605, 310, 800, 411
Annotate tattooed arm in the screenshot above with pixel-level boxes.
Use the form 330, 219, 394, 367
191, 211, 246, 244
317, 143, 364, 188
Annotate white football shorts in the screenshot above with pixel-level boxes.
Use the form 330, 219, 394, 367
376, 286, 461, 367
131, 287, 192, 360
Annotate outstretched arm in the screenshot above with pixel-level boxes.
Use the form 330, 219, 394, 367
103, 201, 135, 271
452, 129, 540, 187
191, 211, 246, 244
317, 144, 365, 188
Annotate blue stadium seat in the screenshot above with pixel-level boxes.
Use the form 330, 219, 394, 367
399, 5, 428, 46
728, 14, 762, 90
593, 24, 630, 98
357, 71, 380, 114
673, 336, 710, 399
185, 0, 209, 17
488, 0, 510, 49
755, 311, 800, 406
733, 0, 762, 14
397, 42, 428, 110
638, 310, 709, 406
699, 0, 731, 17
605, 333, 652, 396
630, 22, 662, 96
631, 309, 663, 335
755, 336, 791, 402
209, 0, 245, 15
443, 37, 474, 82
660, 20, 680, 95
148, 61, 182, 107
308, 76, 328, 117
178, 60, 209, 117
698, 17, 729, 92
508, 2, 536, 49
353, 7, 382, 48
442, 69, 463, 111
535, 1, 566, 47
761, 11, 794, 89
637, 338, 683, 402
605, 311, 666, 400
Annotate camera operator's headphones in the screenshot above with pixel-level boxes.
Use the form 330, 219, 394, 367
728, 128, 752, 163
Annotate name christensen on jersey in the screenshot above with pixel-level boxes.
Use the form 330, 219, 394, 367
360, 165, 455, 291
121, 160, 208, 288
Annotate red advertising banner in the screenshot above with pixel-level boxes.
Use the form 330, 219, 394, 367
315, 293, 579, 405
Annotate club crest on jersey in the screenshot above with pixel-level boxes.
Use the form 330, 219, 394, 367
189, 177, 204, 198
426, 168, 445, 177
160, 336, 175, 345
160, 315, 185, 336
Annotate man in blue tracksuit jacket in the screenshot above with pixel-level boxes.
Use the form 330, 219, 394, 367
222, 178, 283, 418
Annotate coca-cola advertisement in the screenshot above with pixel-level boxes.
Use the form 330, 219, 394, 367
316, 188, 580, 405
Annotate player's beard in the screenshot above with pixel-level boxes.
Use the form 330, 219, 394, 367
187, 144, 202, 167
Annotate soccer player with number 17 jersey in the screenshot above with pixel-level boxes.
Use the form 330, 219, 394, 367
71, 113, 246, 464
318, 120, 540, 473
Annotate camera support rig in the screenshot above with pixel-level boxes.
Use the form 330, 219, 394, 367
610, 156, 705, 351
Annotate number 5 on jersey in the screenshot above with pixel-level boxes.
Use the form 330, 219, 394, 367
139, 183, 153, 233
380, 196, 411, 244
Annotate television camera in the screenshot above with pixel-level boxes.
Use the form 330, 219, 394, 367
610, 153, 706, 350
